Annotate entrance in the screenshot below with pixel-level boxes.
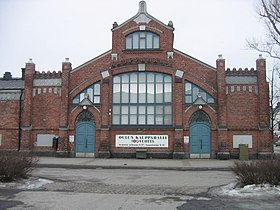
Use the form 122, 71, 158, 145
189, 111, 211, 158
75, 111, 96, 157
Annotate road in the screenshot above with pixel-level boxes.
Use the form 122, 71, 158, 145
1, 168, 234, 210
1, 166, 280, 210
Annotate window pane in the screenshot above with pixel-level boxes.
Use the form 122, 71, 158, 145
139, 73, 146, 82
156, 74, 163, 82
164, 115, 172, 125
156, 106, 163, 114
94, 83, 100, 95
139, 83, 146, 103
153, 36, 159, 48
130, 73, 137, 83
193, 87, 199, 99
165, 83, 172, 102
126, 37, 132, 49
122, 84, 129, 103
130, 106, 137, 114
140, 39, 145, 49
94, 96, 100, 104
139, 115, 146, 124
121, 106, 128, 114
73, 96, 79, 104
147, 115, 154, 124
147, 106, 154, 114
155, 115, 163, 125
139, 106, 146, 114
121, 115, 128, 125
186, 96, 192, 103
185, 83, 191, 94
156, 83, 163, 102
114, 76, 121, 83
113, 105, 120, 114
113, 84, 120, 103
130, 115, 137, 125
208, 98, 214, 103
133, 33, 139, 49
130, 83, 138, 103
146, 33, 153, 48
147, 74, 154, 82
112, 115, 120, 124
165, 106, 172, 114
140, 32, 145, 38
80, 93, 85, 102
147, 84, 154, 103
122, 74, 129, 83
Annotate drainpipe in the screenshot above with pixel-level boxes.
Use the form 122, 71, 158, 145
18, 89, 23, 151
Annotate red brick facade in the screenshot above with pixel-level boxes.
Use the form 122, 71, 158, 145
0, 1, 272, 159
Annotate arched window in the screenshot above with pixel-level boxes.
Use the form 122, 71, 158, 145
190, 111, 210, 125
72, 82, 100, 104
76, 111, 95, 123
112, 72, 172, 126
185, 82, 214, 104
125, 31, 160, 50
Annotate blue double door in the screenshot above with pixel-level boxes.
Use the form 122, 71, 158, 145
190, 123, 211, 158
76, 122, 96, 153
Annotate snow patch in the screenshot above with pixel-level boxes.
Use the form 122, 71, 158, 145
212, 182, 280, 198
18, 178, 53, 189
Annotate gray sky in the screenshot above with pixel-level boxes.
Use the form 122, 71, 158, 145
0, 0, 277, 78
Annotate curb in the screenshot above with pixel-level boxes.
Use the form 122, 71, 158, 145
37, 164, 233, 171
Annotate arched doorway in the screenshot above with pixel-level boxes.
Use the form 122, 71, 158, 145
189, 111, 211, 158
75, 111, 96, 157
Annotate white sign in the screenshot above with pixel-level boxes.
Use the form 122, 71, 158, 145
233, 135, 253, 148
184, 136, 189, 144
116, 135, 168, 148
69, 135, 74, 143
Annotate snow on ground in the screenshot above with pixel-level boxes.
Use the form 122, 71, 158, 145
17, 178, 53, 189
211, 182, 280, 198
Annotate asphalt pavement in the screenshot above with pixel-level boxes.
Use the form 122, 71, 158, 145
37, 157, 235, 171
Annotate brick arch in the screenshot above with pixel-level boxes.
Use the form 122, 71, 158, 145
111, 65, 176, 77
69, 106, 101, 130
184, 105, 217, 130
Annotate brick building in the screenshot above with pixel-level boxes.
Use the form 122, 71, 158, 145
0, 1, 272, 159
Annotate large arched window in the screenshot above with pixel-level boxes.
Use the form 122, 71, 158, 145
125, 31, 160, 50
72, 82, 101, 104
112, 72, 172, 126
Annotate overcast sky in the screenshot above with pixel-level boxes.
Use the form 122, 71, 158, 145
0, 0, 278, 78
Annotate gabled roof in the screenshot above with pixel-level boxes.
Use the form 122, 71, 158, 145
112, 1, 174, 31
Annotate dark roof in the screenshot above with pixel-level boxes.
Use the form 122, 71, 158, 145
0, 79, 24, 90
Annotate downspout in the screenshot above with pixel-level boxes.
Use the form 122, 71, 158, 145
18, 89, 23, 151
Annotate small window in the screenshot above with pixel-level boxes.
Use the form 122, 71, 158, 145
185, 81, 214, 104
125, 31, 160, 50
72, 82, 101, 104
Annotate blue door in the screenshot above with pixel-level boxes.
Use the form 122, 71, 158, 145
76, 122, 95, 153
190, 123, 211, 158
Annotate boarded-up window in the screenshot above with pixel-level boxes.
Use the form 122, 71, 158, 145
37, 134, 56, 146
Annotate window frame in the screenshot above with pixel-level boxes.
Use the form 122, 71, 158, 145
72, 82, 101, 105
112, 72, 172, 127
125, 31, 160, 50
184, 81, 214, 104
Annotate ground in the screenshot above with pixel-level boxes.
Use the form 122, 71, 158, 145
1, 146, 280, 209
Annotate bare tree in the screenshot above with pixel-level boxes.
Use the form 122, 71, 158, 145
247, 0, 280, 60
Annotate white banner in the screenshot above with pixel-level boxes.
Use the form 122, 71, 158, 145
115, 135, 168, 148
